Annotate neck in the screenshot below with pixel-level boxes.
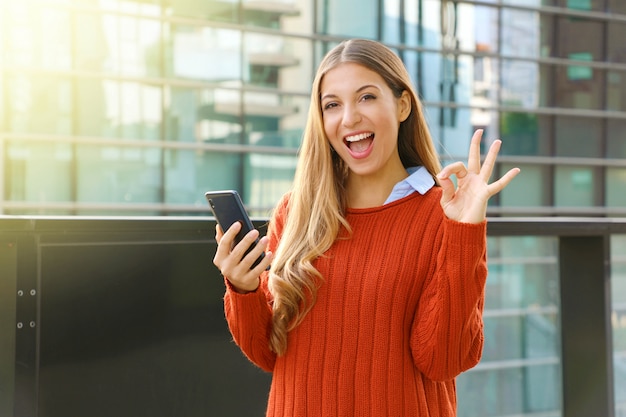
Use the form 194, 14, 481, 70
346, 167, 408, 209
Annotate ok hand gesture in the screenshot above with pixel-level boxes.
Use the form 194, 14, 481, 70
436, 129, 520, 224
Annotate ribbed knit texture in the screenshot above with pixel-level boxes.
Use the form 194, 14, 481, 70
224, 188, 487, 417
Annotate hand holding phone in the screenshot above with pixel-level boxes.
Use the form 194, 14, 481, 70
205, 190, 266, 269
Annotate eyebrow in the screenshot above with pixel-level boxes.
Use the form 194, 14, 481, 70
320, 84, 381, 102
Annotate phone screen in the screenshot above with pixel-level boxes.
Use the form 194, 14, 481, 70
205, 190, 265, 269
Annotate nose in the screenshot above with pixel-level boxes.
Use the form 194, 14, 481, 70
341, 104, 361, 127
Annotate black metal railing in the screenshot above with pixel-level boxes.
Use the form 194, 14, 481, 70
0, 216, 624, 417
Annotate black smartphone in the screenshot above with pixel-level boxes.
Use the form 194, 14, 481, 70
205, 190, 265, 269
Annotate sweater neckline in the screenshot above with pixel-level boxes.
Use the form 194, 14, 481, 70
345, 191, 423, 215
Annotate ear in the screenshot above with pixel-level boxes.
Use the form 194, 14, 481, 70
397, 90, 411, 123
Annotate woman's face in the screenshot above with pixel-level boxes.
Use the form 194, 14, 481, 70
320, 62, 410, 180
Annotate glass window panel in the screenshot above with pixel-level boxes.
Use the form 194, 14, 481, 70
609, 0, 626, 13
77, 12, 162, 76
77, 79, 115, 137
554, 166, 595, 207
74, 12, 109, 72
501, 9, 542, 59
382, 0, 426, 46
3, 3, 46, 68
246, 95, 307, 148
270, 1, 311, 34
7, 75, 72, 135
501, 61, 547, 108
458, 235, 561, 417
502, 0, 555, 5
167, 26, 241, 82
500, 113, 551, 157
458, 365, 561, 417
611, 235, 626, 417
78, 80, 162, 139
6, 140, 73, 203
460, 5, 499, 54
76, 144, 161, 205
404, 52, 438, 102
165, 0, 239, 23
606, 168, 626, 208
607, 71, 626, 112
316, 0, 377, 38
499, 164, 549, 207
245, 152, 297, 216
164, 148, 241, 206
243, 92, 302, 146
242, 0, 300, 29
243, 34, 310, 89
168, 86, 243, 145
608, 23, 626, 64
554, 64, 604, 110
557, 17, 603, 61
560, 0, 604, 11
555, 116, 602, 158
607, 119, 626, 159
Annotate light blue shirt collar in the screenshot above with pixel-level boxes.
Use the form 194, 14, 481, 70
383, 166, 435, 205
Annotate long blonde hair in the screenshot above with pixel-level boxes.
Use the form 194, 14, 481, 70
268, 39, 442, 355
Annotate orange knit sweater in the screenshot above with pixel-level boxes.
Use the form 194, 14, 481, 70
224, 188, 487, 417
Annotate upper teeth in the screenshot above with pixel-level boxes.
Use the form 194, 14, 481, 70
346, 133, 372, 142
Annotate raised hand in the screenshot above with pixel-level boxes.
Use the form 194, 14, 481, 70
436, 129, 520, 224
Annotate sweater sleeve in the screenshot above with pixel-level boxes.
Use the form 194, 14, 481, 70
410, 216, 487, 381
222, 194, 289, 372
224, 275, 276, 372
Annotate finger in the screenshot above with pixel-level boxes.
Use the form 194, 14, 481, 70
438, 175, 456, 205
438, 161, 468, 181
215, 224, 224, 244
480, 139, 502, 182
487, 167, 521, 196
213, 222, 241, 265
230, 229, 261, 264
467, 129, 483, 173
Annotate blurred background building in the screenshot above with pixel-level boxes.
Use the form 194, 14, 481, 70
1, 1, 625, 416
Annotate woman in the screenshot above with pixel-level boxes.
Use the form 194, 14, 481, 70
213, 39, 519, 416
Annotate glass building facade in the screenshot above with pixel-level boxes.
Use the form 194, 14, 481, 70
1, 1, 625, 416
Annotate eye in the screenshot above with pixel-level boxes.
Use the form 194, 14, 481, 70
360, 93, 376, 102
322, 102, 338, 111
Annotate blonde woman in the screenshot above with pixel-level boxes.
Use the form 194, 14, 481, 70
213, 39, 519, 417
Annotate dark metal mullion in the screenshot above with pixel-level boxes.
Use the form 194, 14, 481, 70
559, 235, 615, 417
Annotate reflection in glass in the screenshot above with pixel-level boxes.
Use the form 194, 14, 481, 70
554, 166, 595, 207
500, 113, 551, 157
6, 140, 73, 204
501, 60, 542, 108
499, 164, 549, 208
166, 0, 239, 23
606, 169, 626, 208
164, 148, 241, 207
245, 152, 297, 215
166, 26, 241, 82
607, 71, 626, 112
458, 236, 561, 417
76, 145, 161, 207
607, 119, 626, 159
7, 75, 72, 135
555, 116, 602, 158
316, 0, 377, 38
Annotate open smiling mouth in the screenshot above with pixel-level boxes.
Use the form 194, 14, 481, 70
345, 132, 375, 154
